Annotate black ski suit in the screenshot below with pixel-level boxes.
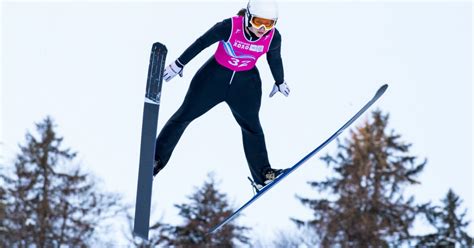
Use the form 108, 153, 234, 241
155, 18, 285, 185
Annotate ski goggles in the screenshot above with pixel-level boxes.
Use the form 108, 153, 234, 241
249, 16, 276, 31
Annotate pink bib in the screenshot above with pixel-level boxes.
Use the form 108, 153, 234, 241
214, 16, 275, 71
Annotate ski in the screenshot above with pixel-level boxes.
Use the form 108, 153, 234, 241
133, 42, 167, 240
209, 84, 388, 234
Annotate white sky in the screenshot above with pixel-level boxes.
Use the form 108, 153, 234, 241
1, 0, 472, 245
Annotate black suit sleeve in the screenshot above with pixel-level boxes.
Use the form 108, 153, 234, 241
266, 29, 285, 85
177, 18, 232, 66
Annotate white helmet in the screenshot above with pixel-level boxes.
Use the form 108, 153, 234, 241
247, 0, 278, 20
245, 0, 279, 28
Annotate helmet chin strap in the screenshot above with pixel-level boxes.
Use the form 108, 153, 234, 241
245, 26, 263, 41
245, 7, 253, 29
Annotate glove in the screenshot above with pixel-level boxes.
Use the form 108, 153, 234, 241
163, 60, 184, 82
269, 81, 290, 97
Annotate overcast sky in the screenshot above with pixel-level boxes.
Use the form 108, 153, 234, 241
1, 0, 472, 244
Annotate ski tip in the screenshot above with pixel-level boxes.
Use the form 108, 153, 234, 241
152, 42, 167, 53
376, 84, 389, 96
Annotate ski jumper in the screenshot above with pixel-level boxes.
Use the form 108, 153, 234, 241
154, 16, 284, 185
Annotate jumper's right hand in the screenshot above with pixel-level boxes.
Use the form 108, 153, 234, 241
163, 60, 184, 82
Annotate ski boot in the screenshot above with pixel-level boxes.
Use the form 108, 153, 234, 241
249, 168, 289, 193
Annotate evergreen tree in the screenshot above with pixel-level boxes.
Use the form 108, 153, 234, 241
128, 174, 250, 247
169, 174, 250, 247
294, 110, 426, 247
416, 189, 473, 247
1, 117, 125, 247
0, 175, 7, 247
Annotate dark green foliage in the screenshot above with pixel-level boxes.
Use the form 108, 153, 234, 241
169, 174, 250, 247
416, 189, 473, 247
130, 174, 250, 247
1, 117, 124, 247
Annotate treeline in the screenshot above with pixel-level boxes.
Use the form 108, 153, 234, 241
1, 111, 472, 247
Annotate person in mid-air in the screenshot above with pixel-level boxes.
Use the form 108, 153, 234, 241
154, 0, 290, 190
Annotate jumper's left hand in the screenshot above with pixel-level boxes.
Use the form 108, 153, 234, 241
269, 81, 290, 97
